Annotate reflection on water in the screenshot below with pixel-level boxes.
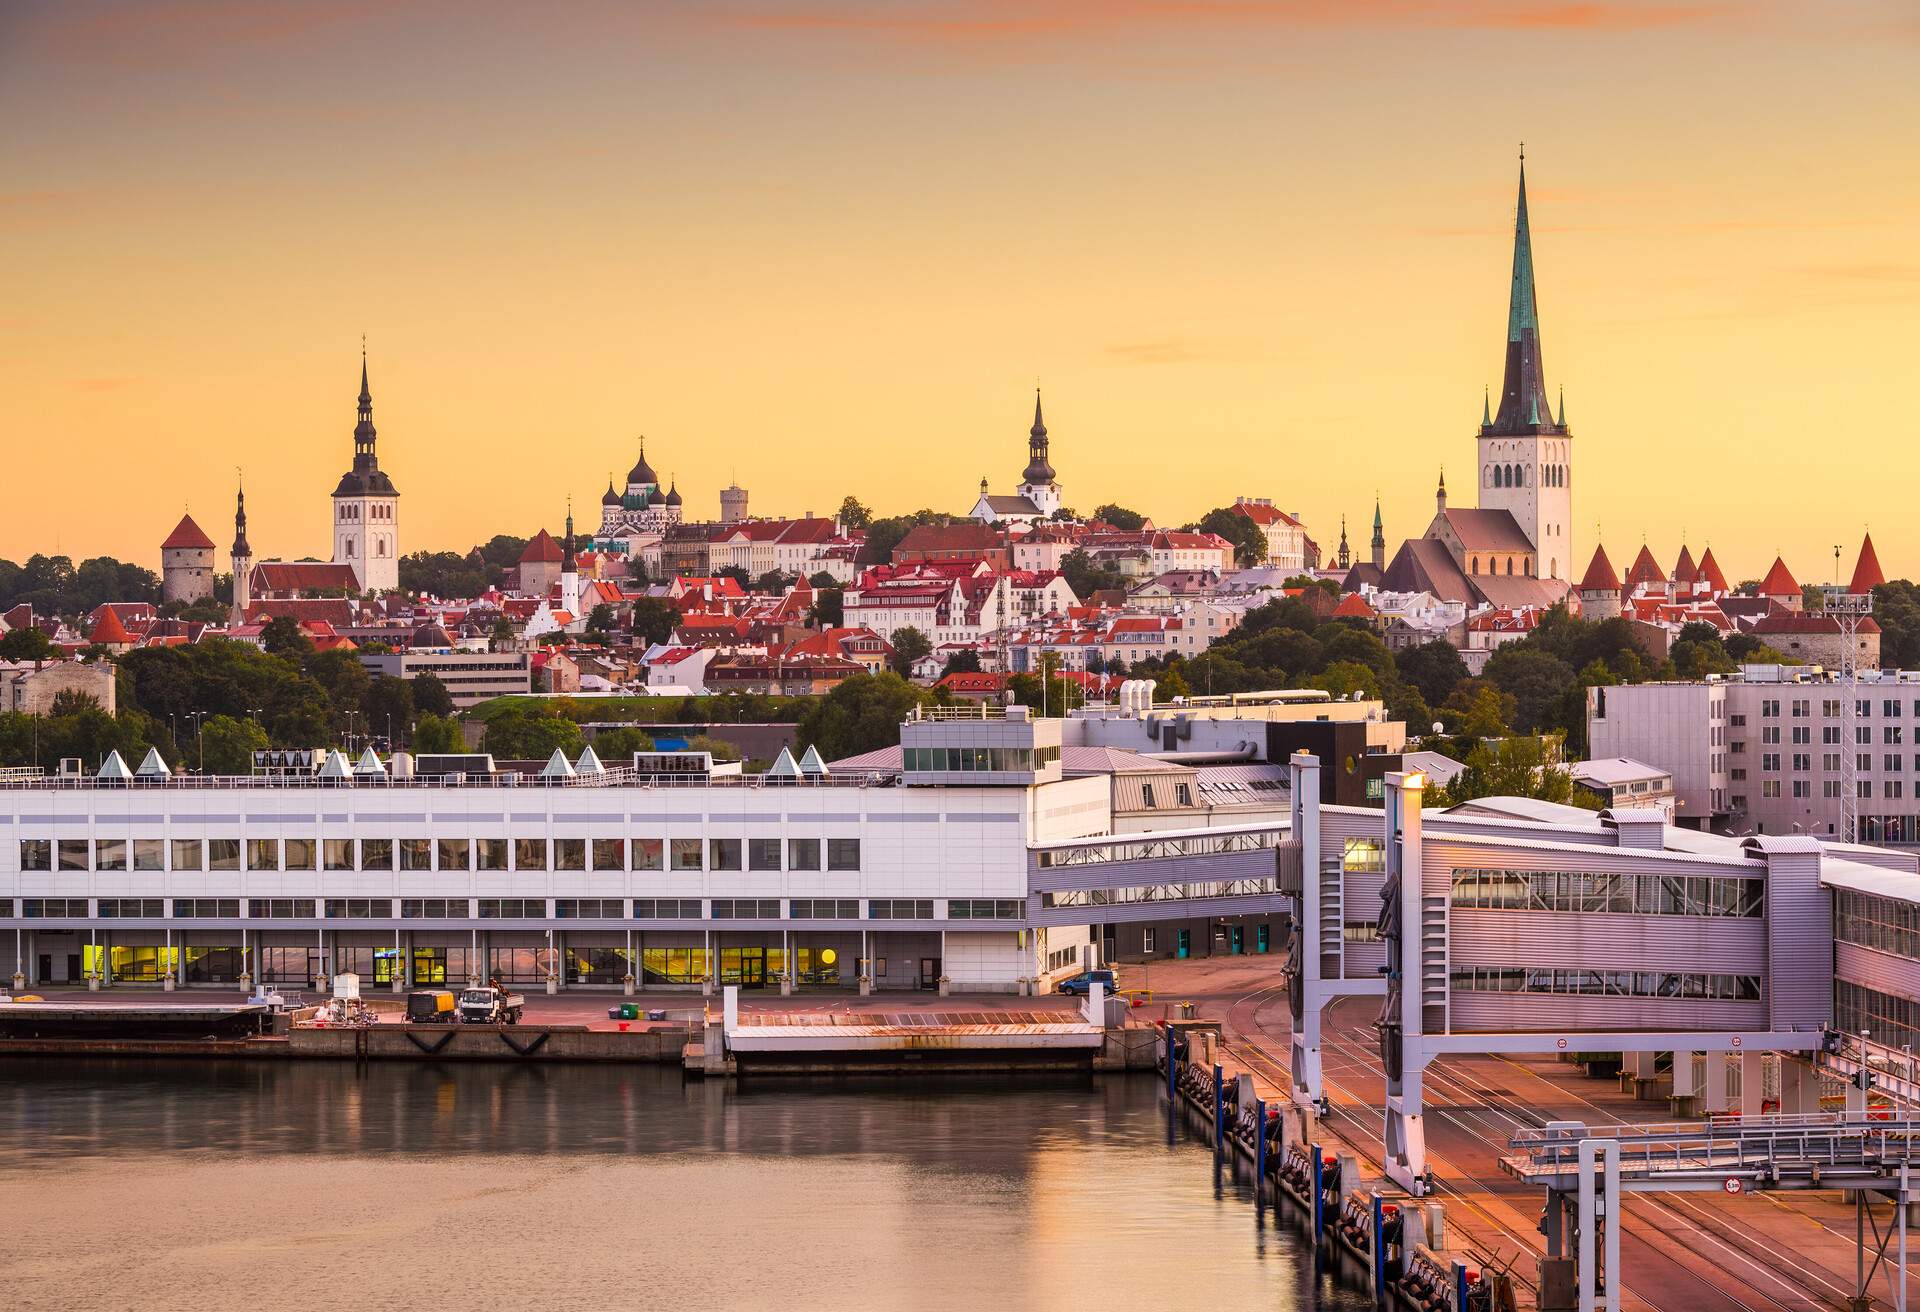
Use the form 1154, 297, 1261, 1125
0, 1061, 1369, 1312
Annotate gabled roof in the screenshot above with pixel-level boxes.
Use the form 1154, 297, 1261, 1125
161, 514, 216, 551
1380, 538, 1474, 605
1624, 544, 1664, 589
252, 561, 361, 594
1331, 592, 1374, 619
1851, 534, 1886, 595
519, 529, 564, 564
1436, 508, 1535, 554
1758, 556, 1800, 598
1697, 547, 1730, 594
1578, 544, 1621, 592
1471, 575, 1569, 610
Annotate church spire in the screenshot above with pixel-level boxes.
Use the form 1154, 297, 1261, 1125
1022, 387, 1055, 486
352, 351, 379, 471
231, 478, 251, 559
1369, 496, 1386, 570
1489, 149, 1559, 435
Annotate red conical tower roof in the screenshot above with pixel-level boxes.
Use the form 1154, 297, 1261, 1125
89, 608, 133, 646
1758, 556, 1800, 598
1672, 545, 1698, 585
518, 529, 564, 564
1697, 547, 1730, 594
1850, 534, 1886, 595
161, 514, 216, 551
1625, 544, 1664, 589
1579, 544, 1621, 592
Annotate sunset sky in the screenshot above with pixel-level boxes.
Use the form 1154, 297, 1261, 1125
3, 0, 1916, 586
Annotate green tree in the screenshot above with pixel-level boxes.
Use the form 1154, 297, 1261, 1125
628, 597, 682, 647
1440, 734, 1598, 809
1060, 549, 1126, 600
199, 714, 268, 775
942, 649, 983, 676
754, 570, 794, 595
1090, 503, 1147, 531
808, 587, 845, 628
411, 714, 465, 754
591, 725, 656, 761
1192, 507, 1266, 567
837, 496, 873, 531
860, 509, 948, 564
685, 733, 743, 763
1482, 646, 1578, 736
259, 616, 312, 660
362, 675, 415, 746
398, 550, 489, 599
585, 603, 617, 643
888, 625, 932, 676
411, 672, 455, 719
480, 705, 584, 759
1307, 659, 1380, 701
0, 627, 54, 661
1394, 640, 1470, 709
795, 672, 929, 760
1875, 581, 1920, 669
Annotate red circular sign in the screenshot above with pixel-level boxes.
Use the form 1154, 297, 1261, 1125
1723, 1177, 1743, 1195
1556, 1038, 1568, 1050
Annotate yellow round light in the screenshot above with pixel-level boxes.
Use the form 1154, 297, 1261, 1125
820, 948, 837, 965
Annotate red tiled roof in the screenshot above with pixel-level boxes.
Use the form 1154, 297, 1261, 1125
1438, 509, 1536, 555
1331, 592, 1374, 618
88, 608, 133, 645
161, 514, 216, 551
1579, 545, 1622, 592
252, 561, 361, 594
1697, 548, 1730, 594
520, 530, 564, 564
243, 598, 355, 626
1851, 534, 1886, 595
1672, 545, 1698, 585
1625, 545, 1664, 588
1758, 556, 1800, 598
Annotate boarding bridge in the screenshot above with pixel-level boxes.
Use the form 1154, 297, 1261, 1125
1503, 1115, 1920, 1312
1025, 821, 1296, 929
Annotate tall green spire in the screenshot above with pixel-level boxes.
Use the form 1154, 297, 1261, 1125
1482, 387, 1491, 428
1489, 148, 1558, 434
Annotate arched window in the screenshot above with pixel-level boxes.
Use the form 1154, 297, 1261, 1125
1470, 557, 1480, 575
1484, 465, 1493, 489
1504, 557, 1513, 575
1525, 558, 1534, 577
345, 540, 356, 558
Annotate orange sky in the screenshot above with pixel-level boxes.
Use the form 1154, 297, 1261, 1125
3, 1, 1916, 587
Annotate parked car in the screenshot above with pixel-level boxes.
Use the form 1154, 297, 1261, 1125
1057, 969, 1119, 997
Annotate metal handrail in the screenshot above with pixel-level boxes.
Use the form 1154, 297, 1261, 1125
0, 769, 871, 792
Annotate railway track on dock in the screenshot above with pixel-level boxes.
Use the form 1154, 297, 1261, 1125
1208, 981, 1855, 1312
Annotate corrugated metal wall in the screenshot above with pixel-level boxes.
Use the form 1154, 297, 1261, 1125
1449, 912, 1766, 973
1763, 849, 1831, 1030
1451, 994, 1764, 1032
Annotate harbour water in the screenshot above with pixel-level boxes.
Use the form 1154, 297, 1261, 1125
0, 1060, 1367, 1311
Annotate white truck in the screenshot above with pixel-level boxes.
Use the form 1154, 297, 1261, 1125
457, 986, 525, 1025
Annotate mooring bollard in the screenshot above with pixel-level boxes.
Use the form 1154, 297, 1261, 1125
1213, 1063, 1225, 1155
1254, 1097, 1268, 1200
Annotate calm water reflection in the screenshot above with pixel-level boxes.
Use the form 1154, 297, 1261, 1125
0, 1061, 1370, 1311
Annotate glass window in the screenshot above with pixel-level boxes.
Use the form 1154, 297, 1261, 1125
283, 838, 316, 871
670, 839, 703, 871
58, 839, 90, 871
437, 839, 471, 871
514, 838, 547, 871
475, 838, 508, 870
20, 840, 51, 872
788, 838, 821, 871
94, 839, 127, 871
207, 839, 240, 871
553, 839, 586, 871
591, 839, 625, 872
828, 839, 860, 872
246, 839, 279, 871
132, 839, 165, 871
399, 839, 432, 871
709, 839, 742, 871
360, 838, 393, 871
324, 839, 354, 871
748, 838, 781, 871
631, 839, 663, 871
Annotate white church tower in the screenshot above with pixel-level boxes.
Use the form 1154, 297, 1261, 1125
331, 354, 400, 594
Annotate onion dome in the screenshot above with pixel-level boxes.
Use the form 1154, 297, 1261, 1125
664, 482, 682, 506
601, 480, 621, 507
627, 439, 658, 488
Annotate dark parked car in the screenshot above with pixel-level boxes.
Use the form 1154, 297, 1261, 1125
1057, 969, 1119, 997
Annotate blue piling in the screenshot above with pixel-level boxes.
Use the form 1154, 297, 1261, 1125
1213, 1063, 1225, 1156
1371, 1191, 1388, 1301
1454, 1258, 1472, 1312
1253, 1097, 1267, 1200
1310, 1141, 1326, 1235
1166, 1026, 1178, 1102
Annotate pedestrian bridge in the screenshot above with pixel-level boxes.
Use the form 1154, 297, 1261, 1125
1025, 822, 1296, 927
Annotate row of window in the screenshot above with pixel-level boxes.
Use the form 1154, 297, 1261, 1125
18, 837, 862, 875
902, 745, 1062, 773
1835, 889, 1920, 963
9, 896, 999, 921
1451, 969, 1762, 1001
1835, 981, 1920, 1052
1449, 869, 1764, 918
1759, 699, 1920, 720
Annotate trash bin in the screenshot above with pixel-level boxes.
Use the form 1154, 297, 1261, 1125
620, 1003, 639, 1021
646, 1009, 667, 1022
1179, 1001, 1196, 1019
606, 1006, 623, 1020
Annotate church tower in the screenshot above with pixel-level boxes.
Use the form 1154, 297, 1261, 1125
1477, 153, 1573, 581
331, 353, 401, 593
1370, 498, 1386, 571
1016, 390, 1061, 518
230, 481, 253, 624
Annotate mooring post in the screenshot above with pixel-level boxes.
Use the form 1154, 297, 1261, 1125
1310, 1141, 1326, 1235
1166, 1025, 1179, 1102
1254, 1097, 1268, 1202
1372, 1192, 1389, 1302
1213, 1063, 1225, 1156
